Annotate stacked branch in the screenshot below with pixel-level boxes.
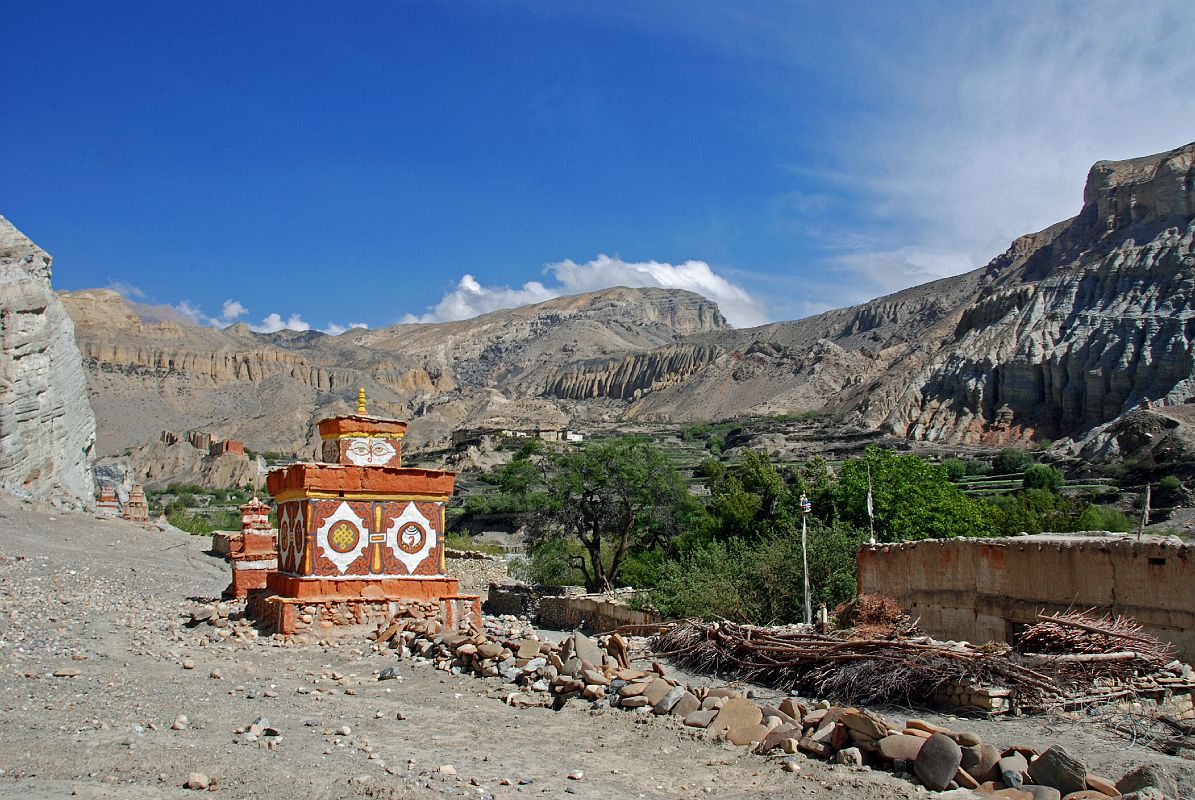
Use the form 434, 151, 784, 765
652, 616, 1191, 711
652, 620, 1061, 707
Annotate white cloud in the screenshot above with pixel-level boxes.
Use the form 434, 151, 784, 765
173, 298, 365, 336
821, 2, 1195, 294
107, 280, 145, 299
405, 255, 768, 328
250, 312, 310, 334
220, 299, 248, 322
402, 274, 557, 325
322, 321, 369, 336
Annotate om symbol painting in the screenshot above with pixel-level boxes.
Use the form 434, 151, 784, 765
383, 502, 436, 573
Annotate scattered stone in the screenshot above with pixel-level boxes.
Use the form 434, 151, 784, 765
1000, 753, 1030, 788
438, 765, 456, 776
915, 733, 963, 792
378, 666, 399, 681
879, 734, 925, 762
182, 660, 195, 670
52, 668, 79, 678
842, 710, 888, 740
683, 709, 718, 728
1022, 787, 1062, 800
834, 747, 864, 768
337, 725, 351, 736
567, 770, 583, 780
652, 685, 685, 715
1027, 746, 1087, 796
962, 743, 1002, 783
172, 715, 188, 731
1083, 775, 1119, 797
185, 772, 209, 790
671, 691, 700, 718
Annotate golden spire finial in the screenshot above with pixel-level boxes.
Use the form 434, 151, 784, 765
356, 386, 367, 415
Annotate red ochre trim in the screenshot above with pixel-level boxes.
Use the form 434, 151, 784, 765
266, 463, 455, 496
318, 415, 408, 438
265, 572, 459, 600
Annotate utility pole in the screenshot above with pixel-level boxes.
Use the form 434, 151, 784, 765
866, 464, 876, 545
1138, 484, 1151, 541
800, 492, 812, 626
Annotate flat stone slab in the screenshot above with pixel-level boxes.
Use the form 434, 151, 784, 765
670, 691, 700, 718
683, 709, 717, 728
711, 697, 762, 734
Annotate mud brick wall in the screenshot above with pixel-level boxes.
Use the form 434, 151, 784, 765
536, 590, 662, 633
857, 533, 1195, 660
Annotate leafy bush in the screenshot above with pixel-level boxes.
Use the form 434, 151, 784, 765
942, 458, 967, 481
648, 520, 865, 624
1157, 475, 1183, 503
1021, 463, 1064, 491
964, 459, 992, 476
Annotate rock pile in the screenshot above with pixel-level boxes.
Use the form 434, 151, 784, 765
371, 604, 1186, 798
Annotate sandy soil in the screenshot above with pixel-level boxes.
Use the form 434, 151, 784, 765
0, 495, 1188, 799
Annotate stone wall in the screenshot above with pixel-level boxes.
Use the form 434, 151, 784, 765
486, 582, 663, 632
856, 533, 1195, 659
536, 590, 662, 632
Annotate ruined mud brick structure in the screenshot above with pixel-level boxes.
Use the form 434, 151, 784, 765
858, 532, 1195, 660
248, 389, 479, 634
223, 497, 278, 598
209, 439, 245, 457
123, 484, 149, 523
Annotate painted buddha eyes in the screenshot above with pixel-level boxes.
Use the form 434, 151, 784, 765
344, 437, 396, 465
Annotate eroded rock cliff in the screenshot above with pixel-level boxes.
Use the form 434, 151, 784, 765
0, 217, 97, 509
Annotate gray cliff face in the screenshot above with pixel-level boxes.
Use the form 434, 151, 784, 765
880, 142, 1195, 442
0, 217, 97, 509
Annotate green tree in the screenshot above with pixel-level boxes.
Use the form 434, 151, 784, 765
832, 446, 995, 541
528, 436, 690, 591
992, 447, 1032, 475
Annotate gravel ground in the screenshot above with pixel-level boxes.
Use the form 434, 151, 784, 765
0, 495, 1188, 799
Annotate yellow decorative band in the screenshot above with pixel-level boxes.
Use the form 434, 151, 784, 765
273, 489, 449, 503
321, 432, 407, 440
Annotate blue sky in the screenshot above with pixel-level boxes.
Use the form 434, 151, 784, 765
3, 1, 1193, 332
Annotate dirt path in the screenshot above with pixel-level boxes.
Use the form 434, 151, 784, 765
0, 497, 925, 800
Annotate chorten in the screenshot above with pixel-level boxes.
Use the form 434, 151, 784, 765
249, 389, 474, 634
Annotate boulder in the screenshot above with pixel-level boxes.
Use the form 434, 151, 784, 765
879, 734, 926, 762
1027, 747, 1087, 796
572, 632, 604, 666
914, 733, 964, 792
1116, 765, 1178, 799
962, 743, 1002, 783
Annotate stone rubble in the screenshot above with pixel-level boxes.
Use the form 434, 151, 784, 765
367, 602, 1189, 798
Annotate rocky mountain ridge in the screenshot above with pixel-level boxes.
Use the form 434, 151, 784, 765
59, 140, 1195, 482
